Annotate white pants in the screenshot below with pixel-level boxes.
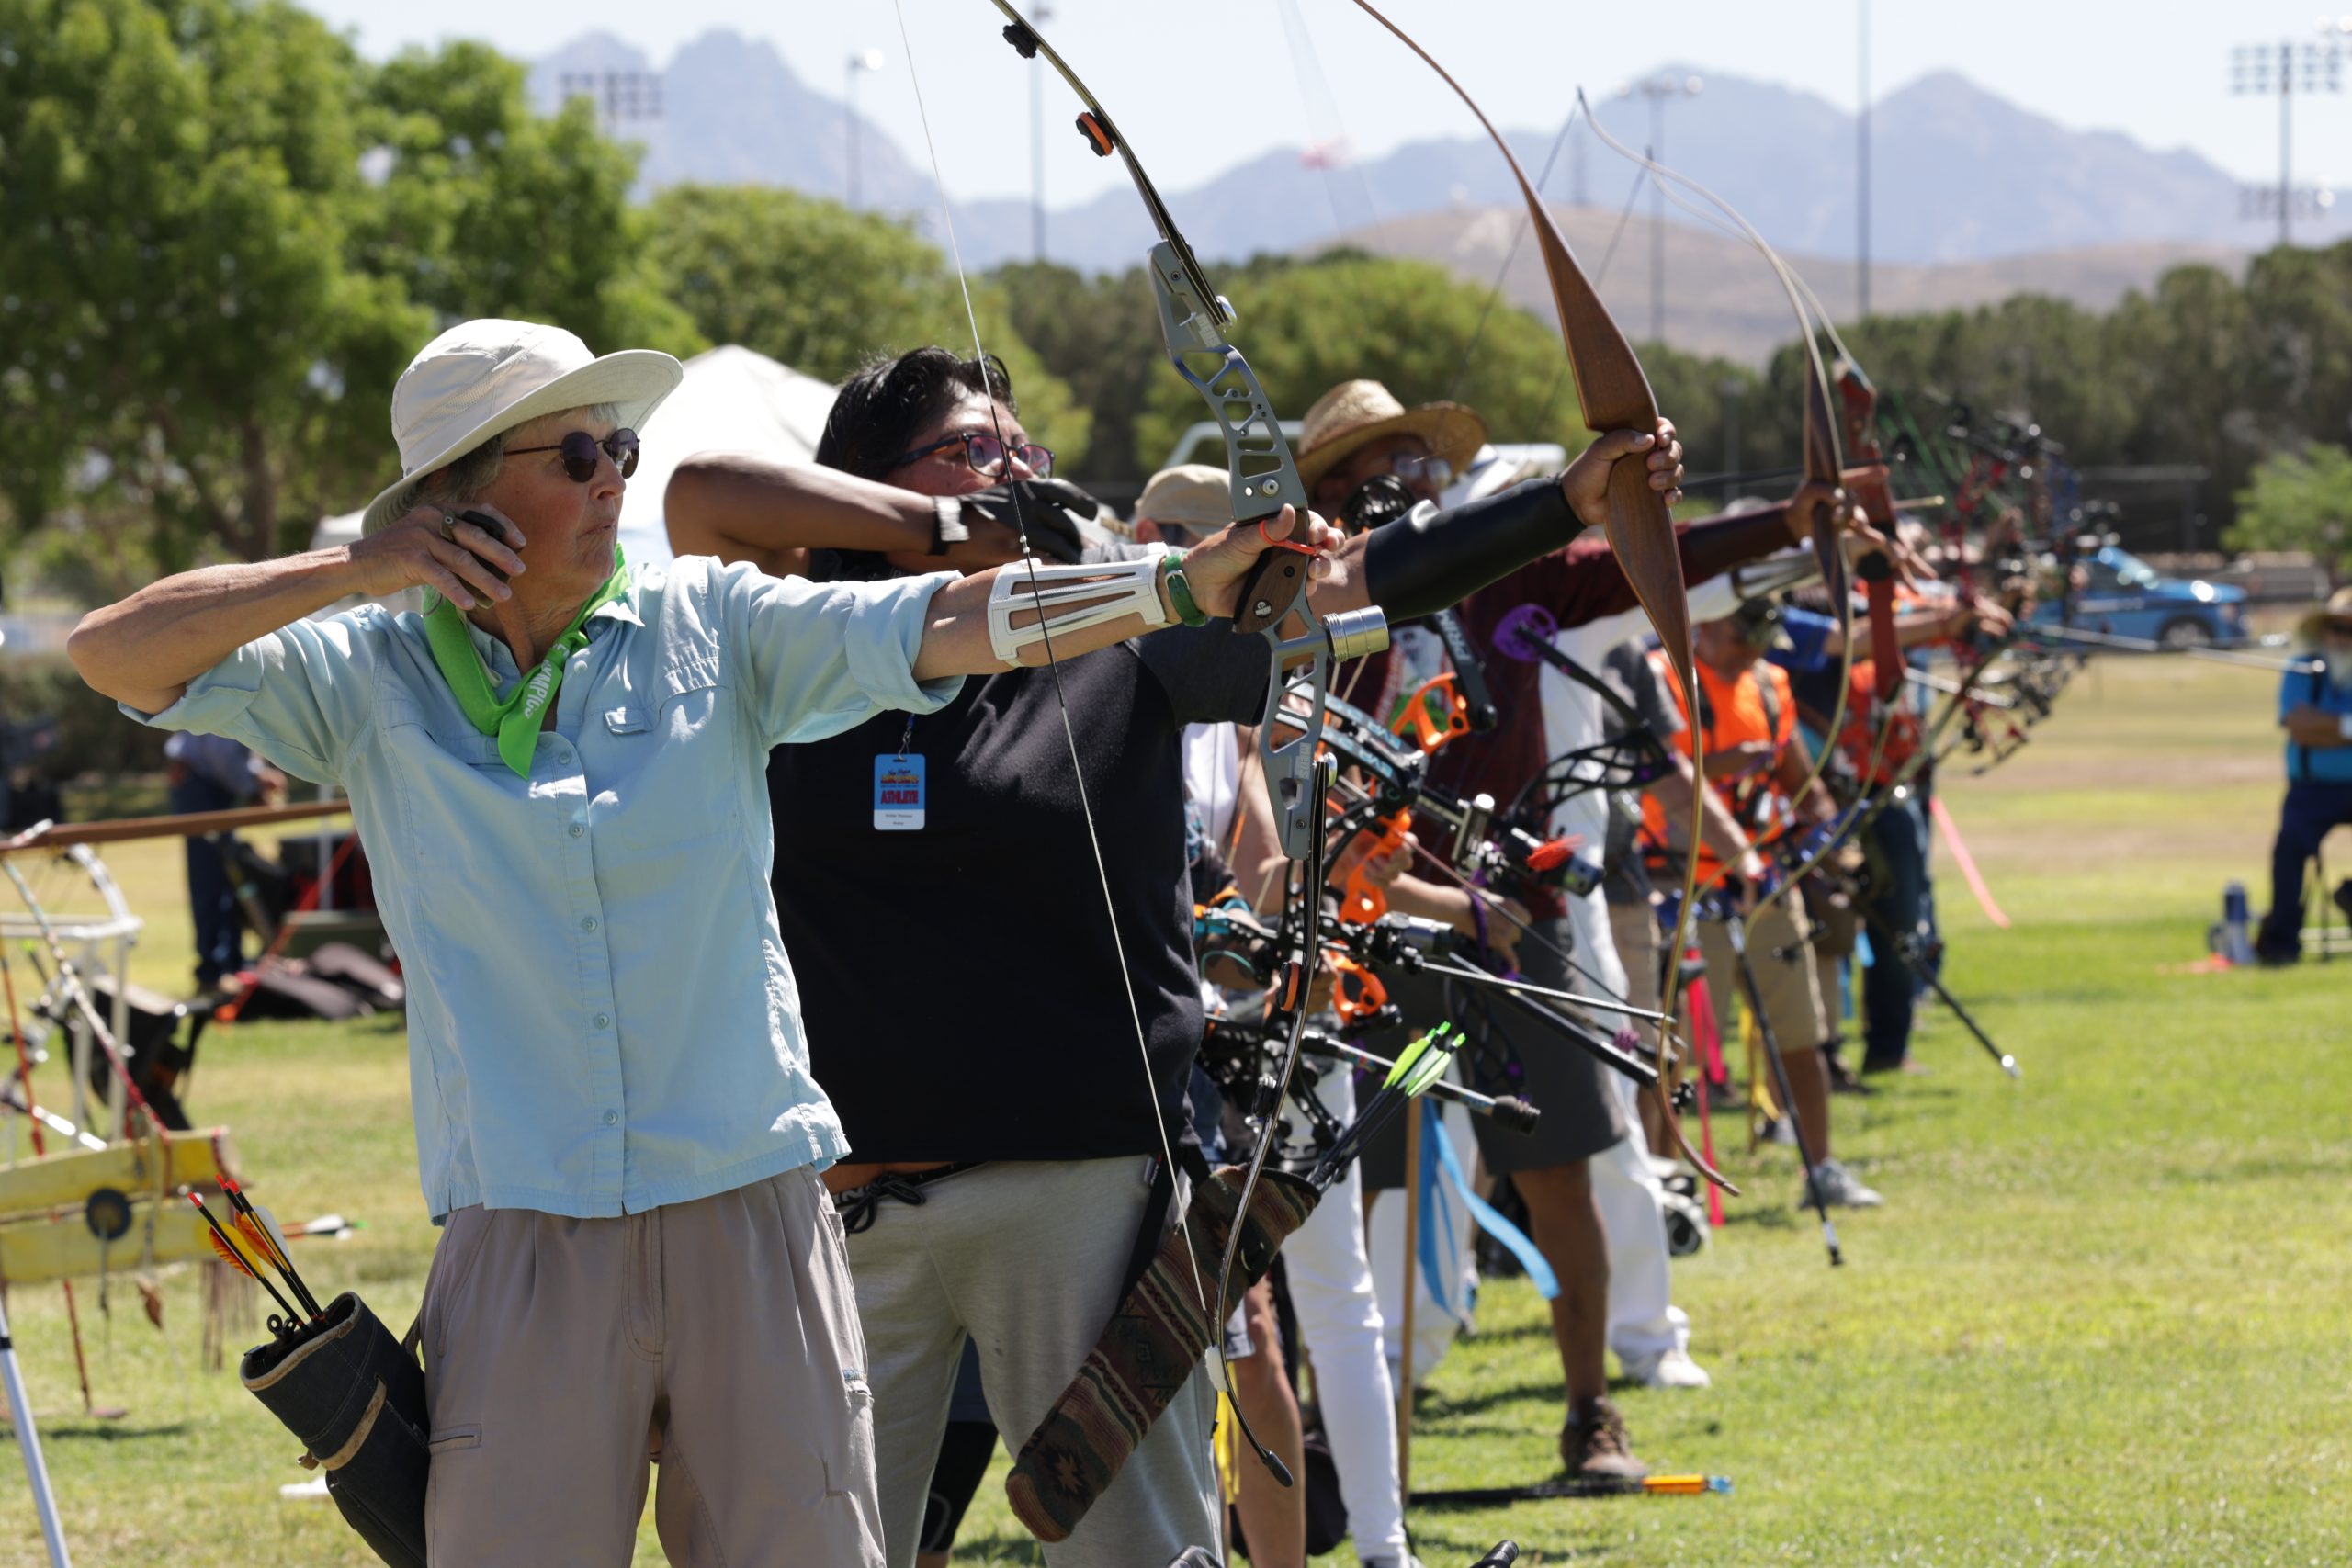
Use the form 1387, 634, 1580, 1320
1282, 1068, 1409, 1562
1566, 888, 1693, 1366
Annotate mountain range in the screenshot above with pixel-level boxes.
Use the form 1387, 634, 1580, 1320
528, 31, 2351, 362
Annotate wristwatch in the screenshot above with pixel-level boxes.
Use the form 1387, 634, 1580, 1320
929, 495, 968, 556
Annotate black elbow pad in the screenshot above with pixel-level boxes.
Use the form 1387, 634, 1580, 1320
1361, 478, 1576, 623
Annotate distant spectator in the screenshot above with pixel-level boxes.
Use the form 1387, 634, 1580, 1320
164, 733, 283, 989
2256, 589, 2352, 964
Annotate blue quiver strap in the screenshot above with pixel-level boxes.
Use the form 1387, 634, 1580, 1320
240, 1292, 428, 1568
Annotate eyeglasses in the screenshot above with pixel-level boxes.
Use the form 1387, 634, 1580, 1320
887, 429, 1054, 479
505, 428, 640, 483
1384, 449, 1453, 488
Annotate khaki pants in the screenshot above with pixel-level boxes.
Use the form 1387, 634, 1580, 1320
1696, 892, 1829, 1055
845, 1157, 1218, 1568
422, 1167, 881, 1567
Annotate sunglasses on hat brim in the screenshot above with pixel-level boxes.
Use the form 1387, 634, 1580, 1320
506, 428, 640, 483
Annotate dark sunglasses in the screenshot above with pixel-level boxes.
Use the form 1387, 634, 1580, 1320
886, 429, 1054, 479
506, 428, 640, 483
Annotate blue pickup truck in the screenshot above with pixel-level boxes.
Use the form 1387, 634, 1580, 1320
2035, 545, 2247, 649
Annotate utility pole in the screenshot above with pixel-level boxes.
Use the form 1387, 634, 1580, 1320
846, 49, 886, 212
1857, 0, 1871, 318
1030, 4, 1054, 258
2230, 30, 2343, 247
1620, 73, 1702, 344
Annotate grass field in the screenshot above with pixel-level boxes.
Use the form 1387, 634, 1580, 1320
1, 655, 2346, 1566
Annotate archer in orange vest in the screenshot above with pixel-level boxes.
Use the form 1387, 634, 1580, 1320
1641, 601, 1884, 1212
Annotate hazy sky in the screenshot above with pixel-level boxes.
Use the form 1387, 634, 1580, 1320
306, 0, 2352, 212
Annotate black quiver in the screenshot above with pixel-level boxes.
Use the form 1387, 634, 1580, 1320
240, 1292, 429, 1568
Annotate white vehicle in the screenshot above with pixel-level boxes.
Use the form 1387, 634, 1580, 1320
1159, 421, 1566, 507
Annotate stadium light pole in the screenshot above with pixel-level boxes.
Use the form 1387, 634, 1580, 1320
846, 49, 886, 212
1857, 0, 1871, 318
1620, 73, 1702, 344
2229, 32, 2343, 247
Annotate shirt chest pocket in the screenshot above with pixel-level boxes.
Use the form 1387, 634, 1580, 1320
582, 670, 740, 854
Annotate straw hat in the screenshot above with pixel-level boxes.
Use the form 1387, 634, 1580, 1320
2295, 585, 2352, 644
1294, 380, 1487, 493
359, 319, 684, 536
1135, 464, 1236, 534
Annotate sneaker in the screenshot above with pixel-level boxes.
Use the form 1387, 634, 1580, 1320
1561, 1396, 1649, 1482
1802, 1157, 1883, 1209
1622, 1346, 1712, 1390
1361, 1557, 1426, 1568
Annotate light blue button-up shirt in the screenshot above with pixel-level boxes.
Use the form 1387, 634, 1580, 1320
127, 557, 961, 1221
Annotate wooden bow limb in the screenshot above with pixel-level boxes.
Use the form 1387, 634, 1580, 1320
1339, 2, 1728, 1192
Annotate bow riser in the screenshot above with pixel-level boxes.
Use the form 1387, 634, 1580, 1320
1148, 242, 1306, 523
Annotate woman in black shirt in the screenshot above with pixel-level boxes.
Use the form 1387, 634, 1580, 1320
667, 345, 1685, 1568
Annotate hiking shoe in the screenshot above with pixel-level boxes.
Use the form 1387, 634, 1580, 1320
1826, 1056, 1876, 1096
1802, 1158, 1883, 1209
1621, 1346, 1712, 1390
1561, 1397, 1649, 1482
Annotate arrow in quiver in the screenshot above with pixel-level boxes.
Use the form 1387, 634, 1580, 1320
1005, 1164, 1319, 1542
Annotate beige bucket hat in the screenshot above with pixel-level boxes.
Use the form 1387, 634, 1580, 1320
1294, 379, 1487, 493
359, 319, 684, 536
1135, 463, 1237, 534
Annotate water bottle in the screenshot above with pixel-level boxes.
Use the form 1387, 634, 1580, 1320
2222, 881, 2253, 965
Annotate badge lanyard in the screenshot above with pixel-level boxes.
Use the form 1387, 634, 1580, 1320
874, 716, 924, 830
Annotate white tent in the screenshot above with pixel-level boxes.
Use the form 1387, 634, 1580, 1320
619, 344, 838, 572
307, 344, 840, 579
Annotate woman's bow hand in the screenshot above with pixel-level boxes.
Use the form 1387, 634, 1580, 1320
1177, 505, 1343, 620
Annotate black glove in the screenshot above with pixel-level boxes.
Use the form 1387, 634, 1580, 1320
960, 478, 1099, 564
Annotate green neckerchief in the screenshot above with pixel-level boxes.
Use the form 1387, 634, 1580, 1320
424, 551, 632, 778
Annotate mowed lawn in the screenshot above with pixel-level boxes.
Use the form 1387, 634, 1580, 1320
1, 655, 2345, 1566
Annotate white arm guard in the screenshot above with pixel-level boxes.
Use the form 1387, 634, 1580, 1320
988, 550, 1173, 666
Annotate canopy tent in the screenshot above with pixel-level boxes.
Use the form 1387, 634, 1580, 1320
308, 344, 840, 580
619, 344, 838, 571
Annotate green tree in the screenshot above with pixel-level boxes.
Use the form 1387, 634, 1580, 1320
0, 2, 702, 597
993, 261, 1157, 483
1132, 254, 1577, 478
644, 185, 1087, 469
0, 0, 422, 584
2225, 443, 2352, 581
360, 42, 699, 358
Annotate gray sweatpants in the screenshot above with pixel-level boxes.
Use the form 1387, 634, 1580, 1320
844, 1156, 1219, 1568
421, 1166, 882, 1566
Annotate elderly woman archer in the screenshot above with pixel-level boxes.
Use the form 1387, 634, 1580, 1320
66, 318, 1334, 1567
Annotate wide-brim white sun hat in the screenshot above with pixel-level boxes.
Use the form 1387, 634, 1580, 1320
359, 318, 685, 536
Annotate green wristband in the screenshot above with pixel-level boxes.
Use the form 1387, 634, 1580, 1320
1161, 550, 1210, 627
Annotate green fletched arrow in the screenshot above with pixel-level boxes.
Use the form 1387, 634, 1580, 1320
1384, 1023, 1460, 1097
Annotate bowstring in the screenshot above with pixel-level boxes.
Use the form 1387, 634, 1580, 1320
887, 0, 1213, 1313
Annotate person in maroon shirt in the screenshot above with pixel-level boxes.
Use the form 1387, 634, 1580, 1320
1297, 378, 1846, 1481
